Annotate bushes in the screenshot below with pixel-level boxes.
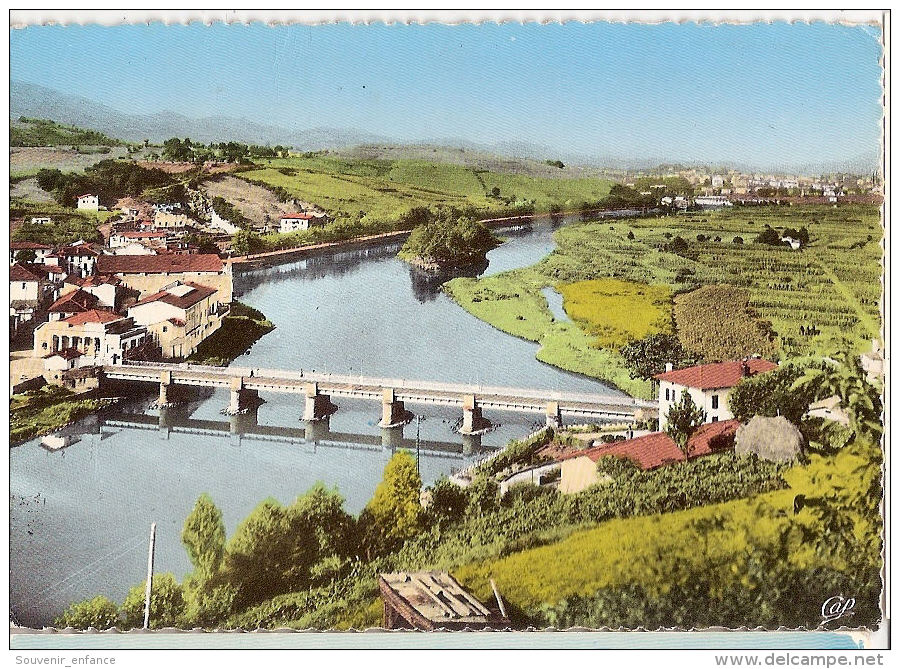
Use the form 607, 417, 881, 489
398, 207, 500, 267
620, 333, 699, 380
729, 363, 813, 424
36, 160, 177, 208
55, 596, 120, 630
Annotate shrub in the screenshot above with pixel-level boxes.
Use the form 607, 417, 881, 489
120, 573, 186, 630
55, 595, 120, 630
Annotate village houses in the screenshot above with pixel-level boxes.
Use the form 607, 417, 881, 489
127, 281, 227, 358
95, 253, 233, 303
45, 243, 100, 278
33, 309, 149, 368
10, 263, 58, 336
10, 241, 52, 265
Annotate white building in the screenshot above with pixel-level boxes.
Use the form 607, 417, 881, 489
780, 236, 802, 250
109, 230, 168, 249
711, 175, 725, 189
10, 241, 52, 265
77, 194, 99, 211
654, 358, 778, 429
280, 212, 326, 233
30, 217, 52, 225
34, 310, 148, 367
694, 195, 733, 209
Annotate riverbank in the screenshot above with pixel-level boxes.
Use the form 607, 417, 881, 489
10, 386, 107, 444
445, 268, 655, 400
187, 301, 275, 366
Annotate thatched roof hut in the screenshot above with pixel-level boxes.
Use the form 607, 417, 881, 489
735, 415, 804, 463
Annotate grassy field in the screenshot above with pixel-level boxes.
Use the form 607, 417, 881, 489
448, 204, 883, 398
559, 278, 672, 348
10, 199, 114, 245
10, 387, 103, 443
239, 154, 613, 224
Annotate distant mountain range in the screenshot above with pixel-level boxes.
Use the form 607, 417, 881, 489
10, 80, 878, 175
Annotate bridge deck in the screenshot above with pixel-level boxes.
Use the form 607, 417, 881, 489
103, 362, 656, 416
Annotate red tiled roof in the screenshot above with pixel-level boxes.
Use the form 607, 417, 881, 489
96, 253, 224, 274
65, 273, 120, 288
168, 318, 186, 327
654, 359, 778, 390
77, 193, 96, 199
10, 241, 51, 250
9, 263, 44, 282
62, 309, 123, 325
48, 289, 100, 313
45, 347, 83, 361
130, 282, 218, 310
282, 212, 315, 219
559, 419, 740, 471
54, 244, 100, 258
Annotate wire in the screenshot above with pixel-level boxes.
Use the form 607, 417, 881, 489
19, 533, 148, 613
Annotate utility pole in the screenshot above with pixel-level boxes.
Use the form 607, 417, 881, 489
143, 522, 157, 630
415, 414, 422, 476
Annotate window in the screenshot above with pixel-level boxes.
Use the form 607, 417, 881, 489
711, 416, 718, 423
665, 388, 670, 401
162, 326, 168, 333
21, 283, 26, 289
711, 394, 719, 410
42, 342, 48, 349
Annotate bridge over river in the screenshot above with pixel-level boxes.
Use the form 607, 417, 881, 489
103, 362, 657, 435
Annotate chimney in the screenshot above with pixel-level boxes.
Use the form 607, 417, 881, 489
665, 362, 673, 372
741, 358, 750, 377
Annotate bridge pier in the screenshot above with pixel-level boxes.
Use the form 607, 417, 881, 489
226, 377, 262, 415
460, 394, 492, 435
229, 406, 259, 436
303, 383, 334, 421
158, 370, 175, 407
381, 424, 404, 452
379, 388, 409, 428
545, 401, 563, 429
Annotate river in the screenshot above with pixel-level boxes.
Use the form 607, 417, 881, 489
9, 215, 624, 628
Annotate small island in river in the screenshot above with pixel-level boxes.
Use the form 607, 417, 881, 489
397, 207, 501, 271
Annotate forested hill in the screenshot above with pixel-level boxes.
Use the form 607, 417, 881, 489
11, 117, 123, 147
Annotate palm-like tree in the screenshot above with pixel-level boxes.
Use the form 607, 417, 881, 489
792, 351, 883, 442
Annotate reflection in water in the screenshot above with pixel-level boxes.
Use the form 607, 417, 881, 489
407, 257, 490, 303
10, 212, 635, 628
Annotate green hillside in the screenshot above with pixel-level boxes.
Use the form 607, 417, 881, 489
11, 117, 122, 147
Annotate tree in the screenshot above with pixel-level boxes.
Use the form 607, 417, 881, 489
620, 333, 699, 381
729, 364, 814, 425
232, 229, 260, 256
120, 573, 186, 629
428, 477, 468, 522
754, 225, 782, 246
733, 236, 744, 244
182, 493, 226, 583
55, 595, 120, 630
665, 390, 707, 456
627, 230, 635, 240
791, 352, 883, 443
16, 249, 37, 263
361, 451, 422, 553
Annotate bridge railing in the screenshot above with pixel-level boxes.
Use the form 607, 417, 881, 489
116, 361, 656, 408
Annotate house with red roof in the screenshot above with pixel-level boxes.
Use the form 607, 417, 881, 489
33, 309, 149, 368
47, 289, 101, 321
46, 243, 101, 278
9, 241, 52, 265
557, 419, 740, 494
96, 253, 232, 302
280, 211, 327, 233
127, 281, 227, 358
9, 262, 58, 335
654, 358, 778, 429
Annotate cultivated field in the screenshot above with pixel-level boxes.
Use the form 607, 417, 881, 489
201, 174, 299, 228
447, 204, 883, 398
239, 154, 614, 224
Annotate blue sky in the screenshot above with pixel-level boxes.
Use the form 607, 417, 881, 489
10, 21, 883, 168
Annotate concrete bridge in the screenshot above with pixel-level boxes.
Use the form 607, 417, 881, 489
102, 362, 656, 435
